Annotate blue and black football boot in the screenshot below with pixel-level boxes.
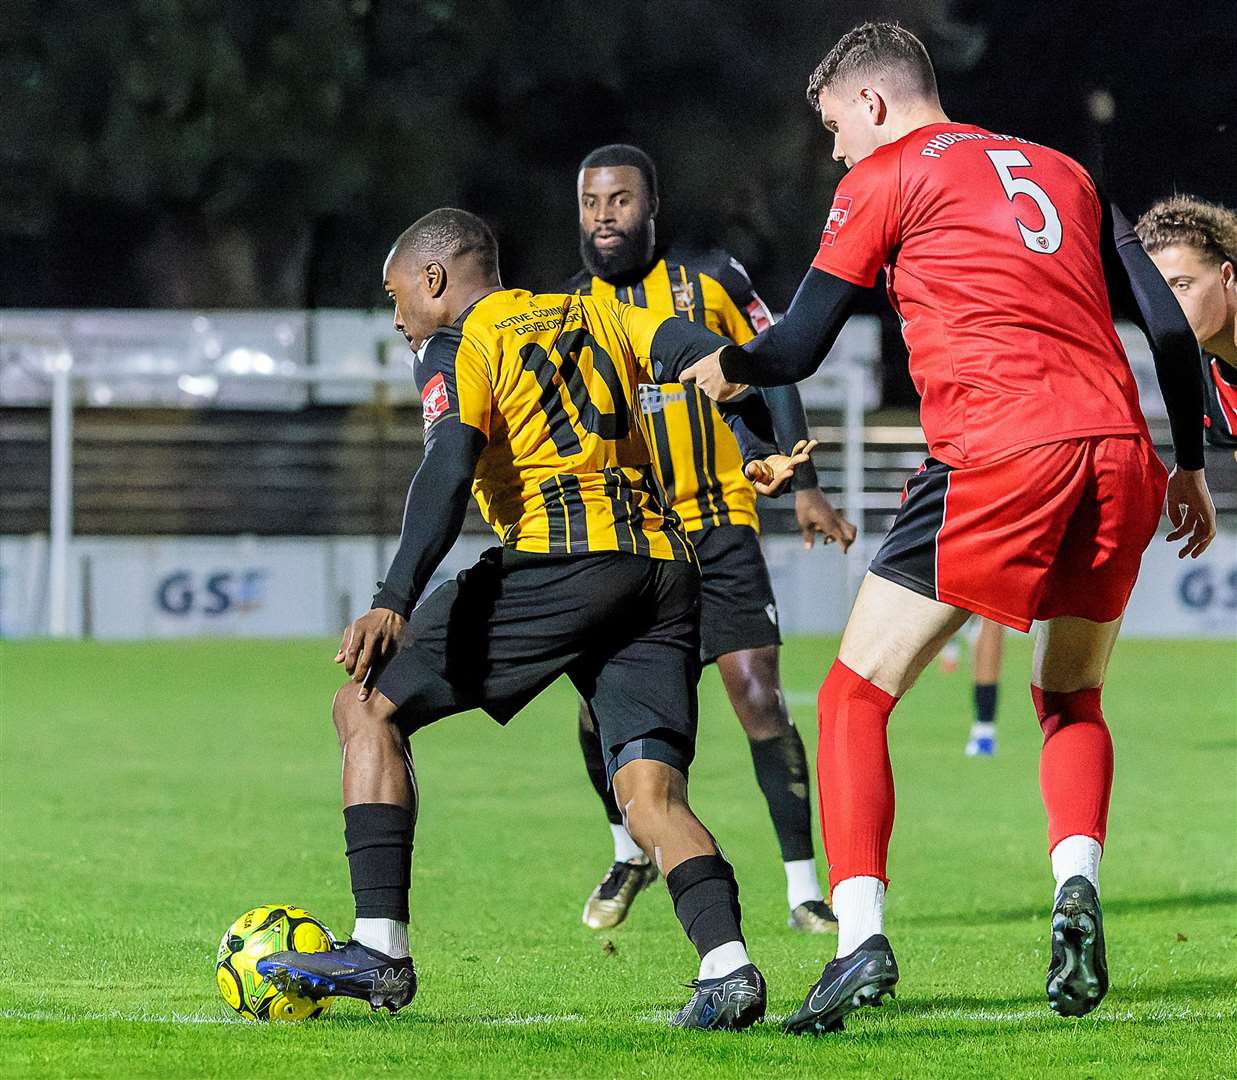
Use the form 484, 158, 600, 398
1047, 875, 1108, 1017
257, 939, 417, 1013
783, 934, 898, 1035
670, 963, 766, 1031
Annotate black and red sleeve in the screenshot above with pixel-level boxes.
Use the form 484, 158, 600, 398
370, 329, 488, 617
1100, 200, 1205, 470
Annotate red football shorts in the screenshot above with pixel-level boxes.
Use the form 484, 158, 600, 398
868, 435, 1168, 631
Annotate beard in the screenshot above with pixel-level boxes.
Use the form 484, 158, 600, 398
579, 219, 655, 283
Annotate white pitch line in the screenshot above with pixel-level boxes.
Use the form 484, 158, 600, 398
478, 1013, 584, 1026
0, 1007, 585, 1028
0, 1008, 241, 1026
642, 1006, 1231, 1025
2, 1005, 1227, 1029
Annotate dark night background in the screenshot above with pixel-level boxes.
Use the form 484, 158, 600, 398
2, 0, 1234, 316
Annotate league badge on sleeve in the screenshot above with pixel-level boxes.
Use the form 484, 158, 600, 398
421, 372, 451, 426
820, 195, 853, 247
745, 298, 773, 333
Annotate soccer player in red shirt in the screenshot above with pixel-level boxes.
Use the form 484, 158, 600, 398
1138, 196, 1237, 462
683, 21, 1217, 1033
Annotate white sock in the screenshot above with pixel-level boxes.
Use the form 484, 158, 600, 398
831, 876, 886, 957
699, 940, 750, 980
784, 858, 825, 910
610, 823, 645, 864
1051, 834, 1101, 903
352, 917, 409, 958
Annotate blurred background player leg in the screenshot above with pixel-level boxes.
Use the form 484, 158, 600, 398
716, 645, 833, 931
965, 618, 1005, 757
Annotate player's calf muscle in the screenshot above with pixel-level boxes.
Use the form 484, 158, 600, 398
613, 760, 713, 873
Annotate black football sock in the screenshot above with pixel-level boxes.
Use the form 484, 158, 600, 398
749, 728, 815, 862
666, 854, 745, 959
975, 683, 998, 725
578, 706, 624, 827
344, 803, 414, 924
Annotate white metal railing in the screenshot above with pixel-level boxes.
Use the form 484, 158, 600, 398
1, 310, 881, 637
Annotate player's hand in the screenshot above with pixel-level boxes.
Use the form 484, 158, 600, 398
680, 348, 749, 402
746, 439, 819, 497
1164, 467, 1216, 559
794, 486, 857, 551
336, 608, 407, 700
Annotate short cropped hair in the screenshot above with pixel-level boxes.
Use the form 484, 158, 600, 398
578, 143, 659, 205
393, 208, 499, 278
806, 21, 938, 111
1136, 195, 1237, 267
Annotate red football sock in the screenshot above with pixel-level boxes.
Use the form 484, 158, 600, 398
817, 659, 899, 891
1032, 685, 1112, 852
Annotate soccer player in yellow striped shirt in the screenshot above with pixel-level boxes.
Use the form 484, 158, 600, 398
260, 208, 813, 1029
566, 145, 856, 934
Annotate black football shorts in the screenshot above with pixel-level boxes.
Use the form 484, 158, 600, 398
690, 523, 781, 664
373, 547, 702, 781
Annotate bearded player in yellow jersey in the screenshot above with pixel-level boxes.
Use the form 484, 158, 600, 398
260, 208, 814, 1029
564, 145, 856, 934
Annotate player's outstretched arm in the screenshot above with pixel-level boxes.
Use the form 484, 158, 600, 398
759, 381, 856, 548
636, 312, 788, 477
762, 382, 818, 491
1102, 202, 1216, 557
341, 417, 486, 696
682, 269, 863, 400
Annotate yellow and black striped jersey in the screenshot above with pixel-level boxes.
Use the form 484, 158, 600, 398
414, 289, 708, 560
564, 248, 776, 533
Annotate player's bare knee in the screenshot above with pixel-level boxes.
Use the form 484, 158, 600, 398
1033, 616, 1121, 692
332, 683, 395, 750
331, 684, 355, 746
734, 684, 790, 741
720, 649, 790, 740
613, 759, 685, 841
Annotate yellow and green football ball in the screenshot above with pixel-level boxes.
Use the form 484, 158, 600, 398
215, 904, 336, 1022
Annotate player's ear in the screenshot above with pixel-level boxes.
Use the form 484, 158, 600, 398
860, 86, 887, 125
423, 261, 447, 298
1221, 260, 1235, 290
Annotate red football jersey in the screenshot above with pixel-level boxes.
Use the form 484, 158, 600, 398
812, 122, 1149, 467
1204, 354, 1237, 446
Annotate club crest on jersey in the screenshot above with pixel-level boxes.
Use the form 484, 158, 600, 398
820, 195, 853, 247
421, 372, 450, 426
671, 279, 696, 313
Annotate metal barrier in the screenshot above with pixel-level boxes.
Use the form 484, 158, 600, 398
0, 310, 882, 636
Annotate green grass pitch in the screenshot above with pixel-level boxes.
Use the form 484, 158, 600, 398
1, 635, 1234, 1078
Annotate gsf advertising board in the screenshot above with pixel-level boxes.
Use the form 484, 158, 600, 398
1, 533, 1233, 640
